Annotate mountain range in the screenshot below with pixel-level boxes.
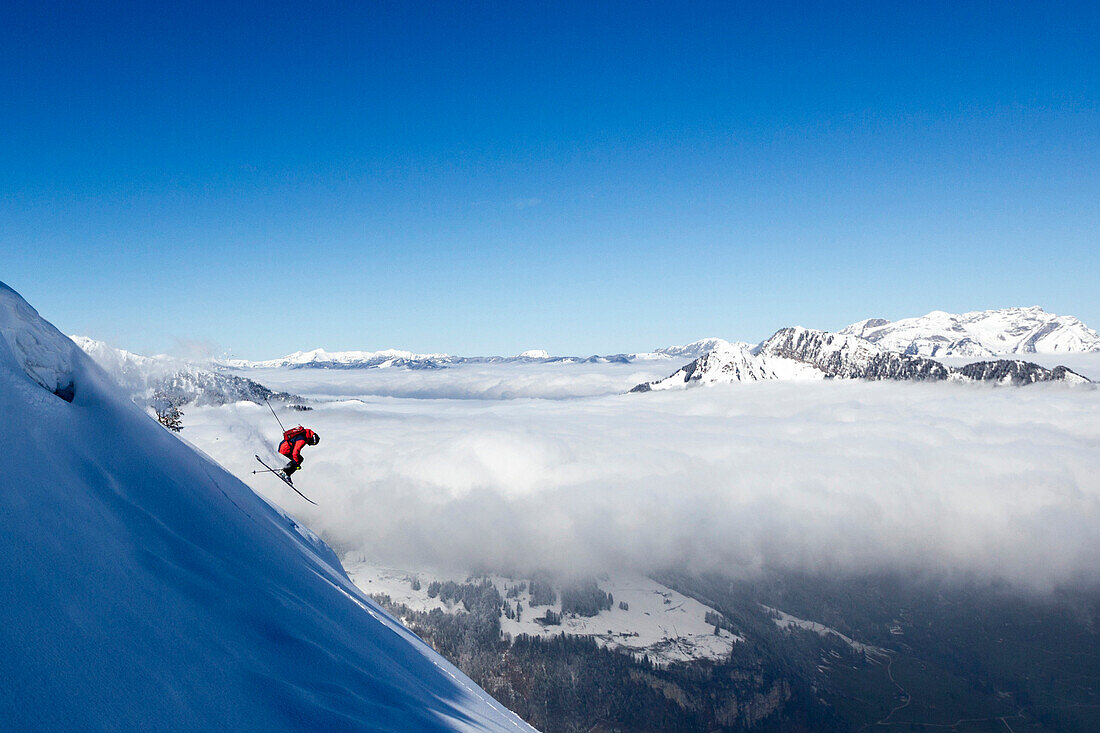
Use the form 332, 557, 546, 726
220, 338, 744, 369
72, 307, 1097, 405
216, 307, 1099, 371
633, 326, 1090, 392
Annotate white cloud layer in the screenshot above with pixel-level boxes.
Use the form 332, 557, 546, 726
183, 369, 1100, 592
240, 361, 676, 400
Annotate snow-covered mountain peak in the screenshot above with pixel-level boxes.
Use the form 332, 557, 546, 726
759, 326, 885, 375
841, 307, 1100, 356
632, 338, 824, 391
517, 349, 551, 359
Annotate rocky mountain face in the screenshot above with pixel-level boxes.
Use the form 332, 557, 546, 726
954, 360, 1092, 385
634, 327, 1090, 392
758, 327, 953, 381
841, 306, 1100, 357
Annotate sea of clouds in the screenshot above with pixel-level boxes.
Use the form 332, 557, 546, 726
239, 360, 677, 401
182, 364, 1100, 592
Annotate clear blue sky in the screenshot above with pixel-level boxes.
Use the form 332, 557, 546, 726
3, 1, 1098, 358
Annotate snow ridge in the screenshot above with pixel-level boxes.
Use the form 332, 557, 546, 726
0, 283, 84, 399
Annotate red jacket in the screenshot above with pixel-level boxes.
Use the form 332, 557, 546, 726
278, 426, 317, 465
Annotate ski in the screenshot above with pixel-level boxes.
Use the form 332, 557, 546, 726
253, 455, 318, 505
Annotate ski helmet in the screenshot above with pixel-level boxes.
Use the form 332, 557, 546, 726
310, 433, 320, 445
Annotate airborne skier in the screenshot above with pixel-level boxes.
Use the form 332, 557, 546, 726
251, 400, 321, 503
277, 425, 320, 482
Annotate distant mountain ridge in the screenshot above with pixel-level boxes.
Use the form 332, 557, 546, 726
78, 307, 1099, 375
221, 338, 731, 370
841, 306, 1100, 357
75, 307, 1098, 396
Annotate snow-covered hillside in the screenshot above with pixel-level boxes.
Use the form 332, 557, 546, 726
1, 282, 532, 732
761, 606, 888, 660
634, 327, 1090, 391
344, 563, 739, 667
842, 306, 1100, 356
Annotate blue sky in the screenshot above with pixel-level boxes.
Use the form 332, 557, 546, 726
3, 1, 1098, 357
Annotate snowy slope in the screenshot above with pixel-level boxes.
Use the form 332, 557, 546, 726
760, 606, 888, 660
842, 307, 1100, 356
0, 282, 533, 732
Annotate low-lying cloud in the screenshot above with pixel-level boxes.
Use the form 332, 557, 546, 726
241, 361, 676, 400
185, 370, 1100, 592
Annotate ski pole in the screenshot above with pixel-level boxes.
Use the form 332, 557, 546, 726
252, 467, 283, 476
264, 396, 286, 434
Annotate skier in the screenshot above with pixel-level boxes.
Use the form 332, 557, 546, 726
278, 425, 320, 482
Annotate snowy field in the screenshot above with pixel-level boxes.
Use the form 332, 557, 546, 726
180, 362, 1100, 593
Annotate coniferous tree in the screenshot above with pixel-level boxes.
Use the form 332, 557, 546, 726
151, 392, 184, 432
